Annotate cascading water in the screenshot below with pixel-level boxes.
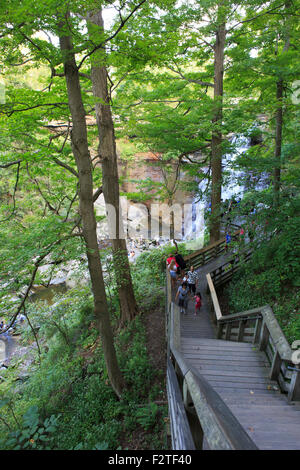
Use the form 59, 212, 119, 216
0, 339, 5, 363
187, 134, 270, 238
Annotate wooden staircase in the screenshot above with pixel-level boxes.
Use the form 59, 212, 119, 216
181, 337, 300, 449
167, 233, 300, 450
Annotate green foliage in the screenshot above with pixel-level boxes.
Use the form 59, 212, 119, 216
135, 403, 159, 430
0, 406, 59, 450
0, 0, 299, 453
0, 290, 166, 450
226, 199, 300, 344
132, 242, 191, 310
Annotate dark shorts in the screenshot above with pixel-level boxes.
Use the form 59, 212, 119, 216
178, 297, 188, 308
188, 283, 196, 294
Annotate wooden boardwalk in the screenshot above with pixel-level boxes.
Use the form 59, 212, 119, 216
175, 257, 300, 450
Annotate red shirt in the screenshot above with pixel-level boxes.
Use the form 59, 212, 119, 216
167, 256, 179, 268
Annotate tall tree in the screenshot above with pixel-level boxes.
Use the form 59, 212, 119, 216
0, 1, 127, 398
273, 1, 291, 208
86, 8, 139, 326
210, 5, 226, 242
58, 13, 124, 397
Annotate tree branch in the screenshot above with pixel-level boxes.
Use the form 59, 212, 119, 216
167, 65, 214, 88
78, 0, 148, 70
53, 157, 79, 178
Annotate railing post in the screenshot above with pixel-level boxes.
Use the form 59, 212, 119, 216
225, 323, 231, 341
288, 366, 300, 402
253, 318, 262, 344
183, 379, 204, 449
270, 350, 282, 381
259, 322, 269, 351
217, 322, 223, 339
237, 320, 245, 342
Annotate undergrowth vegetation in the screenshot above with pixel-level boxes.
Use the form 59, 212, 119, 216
225, 199, 300, 344
0, 243, 185, 450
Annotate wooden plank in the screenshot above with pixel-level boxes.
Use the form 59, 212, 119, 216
184, 369, 257, 450
188, 356, 268, 365
231, 421, 300, 433
226, 403, 300, 411
181, 342, 258, 351
203, 375, 272, 385
206, 273, 222, 321
191, 363, 269, 373
261, 305, 292, 361
253, 318, 262, 344
199, 368, 270, 379
288, 367, 300, 402
259, 322, 269, 352
224, 323, 231, 340
232, 409, 300, 421
237, 321, 245, 342
222, 397, 287, 406
167, 358, 196, 450
183, 353, 268, 363
205, 381, 274, 390
182, 341, 264, 351
181, 337, 252, 347
230, 327, 255, 335
213, 387, 280, 396
183, 349, 266, 359
184, 233, 238, 263
270, 350, 282, 381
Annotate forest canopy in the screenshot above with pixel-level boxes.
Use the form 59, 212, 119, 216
0, 0, 299, 451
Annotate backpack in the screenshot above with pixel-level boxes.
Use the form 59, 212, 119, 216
175, 253, 187, 269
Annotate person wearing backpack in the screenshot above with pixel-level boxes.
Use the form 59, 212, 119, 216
175, 252, 187, 277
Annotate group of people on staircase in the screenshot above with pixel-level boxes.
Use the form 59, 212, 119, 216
167, 254, 202, 316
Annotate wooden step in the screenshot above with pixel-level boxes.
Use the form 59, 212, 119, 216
202, 375, 274, 385
184, 352, 268, 363
190, 362, 269, 373
181, 337, 253, 348
180, 259, 300, 450
197, 368, 270, 379
182, 347, 265, 357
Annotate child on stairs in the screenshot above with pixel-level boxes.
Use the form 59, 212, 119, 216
194, 292, 202, 316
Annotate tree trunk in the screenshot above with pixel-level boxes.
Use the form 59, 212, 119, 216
273, 79, 283, 208
210, 21, 226, 243
273, 5, 290, 208
87, 9, 139, 326
58, 18, 124, 398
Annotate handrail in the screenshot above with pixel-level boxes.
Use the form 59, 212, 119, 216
206, 273, 222, 321
184, 229, 240, 267
206, 264, 300, 402
166, 273, 258, 450
166, 357, 195, 450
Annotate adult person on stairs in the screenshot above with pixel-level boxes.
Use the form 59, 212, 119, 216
172, 239, 187, 278
168, 259, 178, 289
175, 282, 189, 315
186, 265, 198, 296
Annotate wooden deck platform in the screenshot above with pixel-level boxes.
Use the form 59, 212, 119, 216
174, 257, 300, 450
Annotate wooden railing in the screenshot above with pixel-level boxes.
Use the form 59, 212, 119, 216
206, 272, 300, 402
165, 274, 258, 450
209, 250, 252, 287
184, 230, 240, 269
